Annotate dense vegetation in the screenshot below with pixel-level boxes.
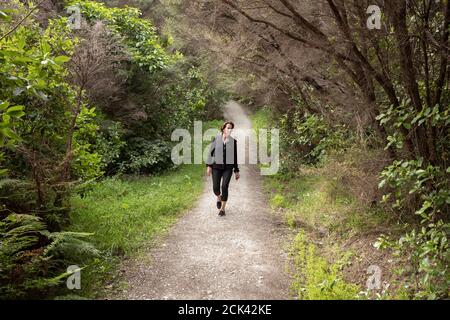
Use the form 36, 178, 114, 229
0, 0, 226, 299
1, 0, 448, 300
169, 0, 449, 299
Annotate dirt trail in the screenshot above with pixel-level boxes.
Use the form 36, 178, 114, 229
111, 101, 291, 300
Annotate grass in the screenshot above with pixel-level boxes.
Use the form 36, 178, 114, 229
249, 108, 405, 300
288, 231, 361, 300
263, 158, 412, 300
61, 164, 205, 298
69, 164, 205, 255
264, 167, 409, 299
264, 170, 391, 235
55, 119, 222, 299
266, 171, 367, 300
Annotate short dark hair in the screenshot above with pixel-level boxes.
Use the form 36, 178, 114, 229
220, 121, 235, 132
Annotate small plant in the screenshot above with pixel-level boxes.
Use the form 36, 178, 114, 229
270, 193, 287, 209
289, 231, 361, 300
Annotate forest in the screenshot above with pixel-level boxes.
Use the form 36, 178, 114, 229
0, 0, 449, 300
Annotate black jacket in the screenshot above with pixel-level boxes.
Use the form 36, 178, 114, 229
206, 133, 240, 173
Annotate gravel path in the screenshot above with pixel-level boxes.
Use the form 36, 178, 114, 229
109, 101, 291, 300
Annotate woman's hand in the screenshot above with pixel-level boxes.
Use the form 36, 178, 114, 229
207, 166, 212, 176
235, 172, 240, 180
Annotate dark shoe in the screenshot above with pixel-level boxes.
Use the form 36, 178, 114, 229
218, 210, 225, 216
216, 196, 222, 209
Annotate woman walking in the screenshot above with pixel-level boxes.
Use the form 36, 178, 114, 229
206, 121, 240, 216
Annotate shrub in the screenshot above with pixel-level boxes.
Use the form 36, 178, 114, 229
279, 110, 350, 172
376, 159, 450, 299
118, 138, 174, 174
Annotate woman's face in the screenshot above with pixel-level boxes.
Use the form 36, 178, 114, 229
223, 124, 233, 137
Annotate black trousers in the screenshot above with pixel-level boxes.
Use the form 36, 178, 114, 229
212, 167, 233, 202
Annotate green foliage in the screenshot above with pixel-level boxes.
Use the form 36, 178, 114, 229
0, 0, 225, 299
376, 93, 449, 299
69, 164, 204, 255
0, 11, 81, 217
65, 1, 225, 175
376, 98, 450, 152
289, 231, 361, 300
0, 14, 76, 181
0, 101, 25, 176
71, 107, 127, 181
95, 119, 126, 174
279, 110, 349, 171
72, 106, 104, 180
0, 213, 97, 299
69, 0, 171, 72
118, 138, 174, 174
140, 65, 211, 135
376, 158, 449, 299
375, 221, 449, 300
379, 158, 449, 213
270, 193, 287, 209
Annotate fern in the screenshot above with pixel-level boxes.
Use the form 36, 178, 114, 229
0, 214, 46, 256
44, 231, 99, 260
0, 213, 98, 299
